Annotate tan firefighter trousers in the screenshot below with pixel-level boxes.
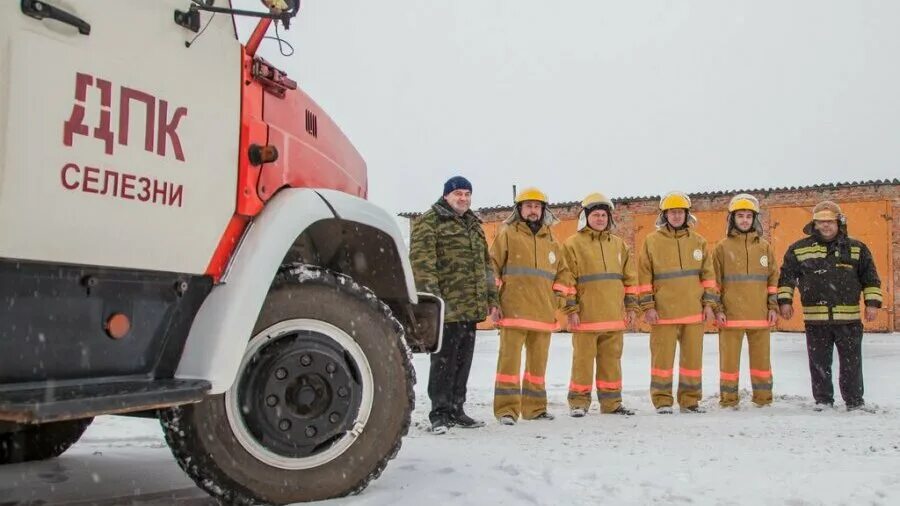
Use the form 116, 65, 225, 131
568, 331, 624, 413
719, 328, 773, 406
650, 323, 703, 409
494, 328, 551, 420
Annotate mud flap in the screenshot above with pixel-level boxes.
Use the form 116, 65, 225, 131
402, 293, 444, 353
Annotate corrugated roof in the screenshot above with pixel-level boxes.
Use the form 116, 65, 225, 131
398, 178, 900, 217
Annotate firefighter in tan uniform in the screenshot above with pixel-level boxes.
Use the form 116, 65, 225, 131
490, 187, 575, 425
713, 194, 778, 408
562, 193, 638, 417
638, 191, 718, 414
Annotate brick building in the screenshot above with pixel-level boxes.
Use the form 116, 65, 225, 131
404, 179, 899, 332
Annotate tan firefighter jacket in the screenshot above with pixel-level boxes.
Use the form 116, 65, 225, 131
562, 228, 638, 331
713, 230, 778, 328
638, 226, 718, 323
490, 213, 574, 331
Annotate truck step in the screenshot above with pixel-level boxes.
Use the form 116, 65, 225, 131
0, 378, 211, 424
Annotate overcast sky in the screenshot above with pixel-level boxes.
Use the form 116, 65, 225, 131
237, 1, 900, 215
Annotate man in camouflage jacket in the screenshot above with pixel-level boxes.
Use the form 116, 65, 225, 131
410, 176, 499, 434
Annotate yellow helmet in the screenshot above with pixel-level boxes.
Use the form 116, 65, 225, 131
659, 191, 691, 211
515, 187, 548, 204
728, 193, 760, 213
581, 192, 614, 211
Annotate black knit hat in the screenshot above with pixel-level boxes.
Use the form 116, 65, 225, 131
443, 176, 472, 196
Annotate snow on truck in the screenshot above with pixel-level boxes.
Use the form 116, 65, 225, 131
0, 1, 443, 503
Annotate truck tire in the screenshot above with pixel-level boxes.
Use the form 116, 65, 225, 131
161, 265, 415, 505
0, 418, 93, 464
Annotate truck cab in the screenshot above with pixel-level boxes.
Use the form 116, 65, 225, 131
0, 2, 441, 503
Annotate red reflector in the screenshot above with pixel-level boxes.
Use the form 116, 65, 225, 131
105, 313, 131, 340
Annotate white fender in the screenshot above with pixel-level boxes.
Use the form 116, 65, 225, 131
176, 188, 417, 393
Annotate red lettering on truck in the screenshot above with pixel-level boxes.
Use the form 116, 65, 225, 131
62, 73, 188, 162
60, 163, 184, 208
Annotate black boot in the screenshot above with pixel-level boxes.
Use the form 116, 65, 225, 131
449, 410, 485, 428
431, 416, 449, 435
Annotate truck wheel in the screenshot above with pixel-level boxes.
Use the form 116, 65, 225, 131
161, 266, 415, 504
0, 418, 93, 464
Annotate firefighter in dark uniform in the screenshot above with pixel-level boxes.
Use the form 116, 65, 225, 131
777, 201, 882, 411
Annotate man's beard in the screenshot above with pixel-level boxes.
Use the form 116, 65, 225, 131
524, 214, 542, 233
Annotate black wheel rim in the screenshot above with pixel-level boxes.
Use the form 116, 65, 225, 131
236, 329, 364, 459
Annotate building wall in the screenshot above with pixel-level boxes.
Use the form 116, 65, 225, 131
473, 182, 898, 332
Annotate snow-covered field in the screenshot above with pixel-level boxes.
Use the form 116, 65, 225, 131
3, 331, 899, 505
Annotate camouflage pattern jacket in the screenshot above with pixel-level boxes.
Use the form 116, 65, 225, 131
409, 199, 498, 323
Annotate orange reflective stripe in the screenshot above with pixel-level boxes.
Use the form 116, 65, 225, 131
720, 371, 740, 381
635, 284, 653, 293
767, 286, 777, 294
552, 283, 576, 295
679, 367, 701, 378
750, 369, 772, 379
571, 320, 626, 331
701, 279, 718, 289
722, 320, 771, 329
656, 313, 703, 325
595, 379, 622, 390
623, 286, 639, 295
569, 381, 592, 393
495, 373, 519, 384
524, 372, 545, 385
651, 368, 673, 378
497, 318, 559, 331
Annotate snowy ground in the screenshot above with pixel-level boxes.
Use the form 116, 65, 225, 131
2, 331, 899, 505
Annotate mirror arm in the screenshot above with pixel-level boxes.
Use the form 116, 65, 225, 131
188, 4, 295, 27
